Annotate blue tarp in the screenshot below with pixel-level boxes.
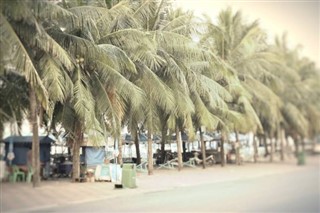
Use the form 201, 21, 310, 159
3, 136, 52, 165
110, 164, 122, 182
85, 147, 105, 166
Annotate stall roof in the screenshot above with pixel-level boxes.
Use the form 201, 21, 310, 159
124, 133, 148, 142
171, 132, 189, 141
123, 133, 161, 143
3, 135, 55, 144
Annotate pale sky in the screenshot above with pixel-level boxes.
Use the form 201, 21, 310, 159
173, 0, 320, 68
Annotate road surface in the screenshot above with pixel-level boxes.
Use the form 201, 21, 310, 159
30, 162, 319, 212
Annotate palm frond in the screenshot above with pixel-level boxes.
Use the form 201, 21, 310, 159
0, 13, 48, 108
1, 0, 34, 24
39, 55, 73, 102
69, 6, 109, 23
191, 91, 220, 130
95, 60, 144, 112
243, 75, 282, 119
282, 103, 309, 136
100, 29, 165, 70
173, 89, 195, 118
237, 95, 263, 132
226, 110, 254, 133
157, 50, 189, 91
71, 68, 103, 135
31, 0, 77, 24
135, 62, 175, 114
304, 105, 320, 135
91, 75, 117, 119
198, 75, 233, 102
50, 30, 112, 64
98, 44, 137, 74
154, 31, 204, 59
161, 10, 196, 36
131, 0, 162, 30
72, 67, 95, 119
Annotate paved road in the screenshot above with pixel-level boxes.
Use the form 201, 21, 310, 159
30, 164, 319, 213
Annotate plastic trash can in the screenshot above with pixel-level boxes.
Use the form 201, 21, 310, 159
297, 151, 305, 165
121, 163, 137, 188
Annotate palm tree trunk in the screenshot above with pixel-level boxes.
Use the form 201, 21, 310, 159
147, 130, 154, 175
301, 137, 305, 153
220, 131, 226, 167
160, 114, 169, 164
253, 134, 258, 163
176, 127, 183, 171
263, 134, 269, 157
293, 133, 299, 157
269, 133, 274, 162
39, 107, 44, 128
0, 125, 3, 141
199, 128, 206, 169
312, 137, 317, 154
134, 130, 141, 165
72, 120, 82, 182
235, 131, 241, 165
117, 136, 123, 165
160, 124, 168, 164
72, 140, 81, 181
29, 87, 40, 187
182, 141, 186, 161
279, 128, 285, 161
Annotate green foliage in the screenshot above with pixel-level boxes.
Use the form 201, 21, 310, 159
1, 0, 319, 145
0, 74, 29, 128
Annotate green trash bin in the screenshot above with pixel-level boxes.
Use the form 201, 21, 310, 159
297, 151, 305, 165
121, 163, 137, 188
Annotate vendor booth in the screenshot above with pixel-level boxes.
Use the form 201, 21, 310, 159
3, 135, 55, 166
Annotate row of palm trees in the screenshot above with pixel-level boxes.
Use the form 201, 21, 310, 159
1, 0, 319, 187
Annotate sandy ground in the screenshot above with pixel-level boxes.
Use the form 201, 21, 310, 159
1, 155, 319, 213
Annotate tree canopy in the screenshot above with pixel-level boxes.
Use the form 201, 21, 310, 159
1, 0, 319, 182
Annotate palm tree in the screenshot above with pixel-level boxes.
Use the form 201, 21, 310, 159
95, 0, 179, 174
50, 1, 154, 179
1, 0, 75, 187
131, 1, 236, 171
200, 8, 294, 163
271, 34, 320, 159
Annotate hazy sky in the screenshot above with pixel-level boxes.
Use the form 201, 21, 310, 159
174, 0, 320, 67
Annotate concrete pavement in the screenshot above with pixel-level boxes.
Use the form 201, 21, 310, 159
1, 155, 319, 213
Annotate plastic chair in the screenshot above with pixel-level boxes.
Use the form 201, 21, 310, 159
183, 157, 196, 168
26, 166, 34, 183
9, 165, 25, 183
193, 153, 215, 166
136, 161, 148, 173
136, 158, 156, 172
157, 158, 178, 169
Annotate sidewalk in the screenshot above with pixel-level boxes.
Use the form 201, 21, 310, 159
1, 155, 319, 213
